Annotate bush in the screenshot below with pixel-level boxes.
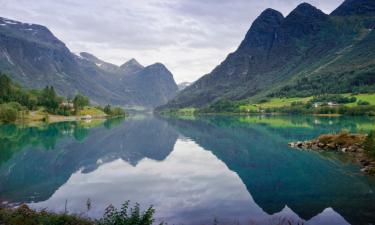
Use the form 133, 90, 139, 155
0, 202, 159, 225
0, 204, 93, 225
202, 98, 238, 113
0, 103, 20, 123
97, 201, 158, 225
357, 100, 370, 105
104, 105, 126, 116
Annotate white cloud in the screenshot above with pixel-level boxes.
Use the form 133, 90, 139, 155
0, 0, 344, 83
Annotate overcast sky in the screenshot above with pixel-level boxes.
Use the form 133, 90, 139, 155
0, 0, 344, 83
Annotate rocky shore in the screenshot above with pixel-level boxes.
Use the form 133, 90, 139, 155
289, 132, 375, 175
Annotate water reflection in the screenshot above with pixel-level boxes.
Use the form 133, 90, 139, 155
0, 115, 374, 225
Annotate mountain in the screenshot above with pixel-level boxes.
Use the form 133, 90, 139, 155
177, 82, 191, 91
79, 52, 119, 74
120, 63, 179, 107
119, 58, 144, 75
331, 0, 375, 16
0, 17, 178, 108
160, 0, 375, 109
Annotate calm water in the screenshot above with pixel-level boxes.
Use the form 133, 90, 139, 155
1, 115, 375, 225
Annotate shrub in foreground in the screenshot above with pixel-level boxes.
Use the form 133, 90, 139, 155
0, 204, 92, 225
0, 202, 159, 225
97, 201, 158, 225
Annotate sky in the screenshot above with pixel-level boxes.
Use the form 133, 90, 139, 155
0, 0, 344, 83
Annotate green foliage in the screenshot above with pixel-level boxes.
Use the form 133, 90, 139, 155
358, 100, 370, 105
364, 130, 375, 157
0, 103, 20, 123
97, 201, 158, 225
310, 94, 357, 104
73, 93, 90, 113
0, 202, 159, 225
38, 86, 61, 113
201, 98, 238, 113
0, 204, 93, 225
104, 104, 126, 117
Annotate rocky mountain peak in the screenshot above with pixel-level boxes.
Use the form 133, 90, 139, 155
142, 63, 172, 77
239, 8, 284, 49
331, 0, 375, 16
0, 17, 65, 48
281, 2, 329, 38
286, 2, 328, 21
119, 58, 144, 75
120, 58, 143, 69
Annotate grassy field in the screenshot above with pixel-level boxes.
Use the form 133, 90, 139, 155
239, 93, 375, 111
239, 96, 313, 111
78, 106, 107, 117
343, 93, 375, 106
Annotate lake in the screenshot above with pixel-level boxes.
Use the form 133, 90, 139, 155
1, 115, 375, 225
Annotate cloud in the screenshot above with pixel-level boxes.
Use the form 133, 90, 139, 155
0, 0, 344, 83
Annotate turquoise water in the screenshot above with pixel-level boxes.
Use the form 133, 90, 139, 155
0, 115, 375, 225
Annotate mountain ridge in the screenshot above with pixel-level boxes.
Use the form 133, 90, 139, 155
159, 0, 375, 110
0, 16, 178, 108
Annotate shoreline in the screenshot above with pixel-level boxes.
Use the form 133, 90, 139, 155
289, 133, 375, 175
13, 113, 124, 126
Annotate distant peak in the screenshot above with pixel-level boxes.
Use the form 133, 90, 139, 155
261, 8, 284, 17
121, 58, 143, 69
148, 62, 167, 70
291, 2, 326, 15
285, 2, 328, 22
239, 7, 284, 49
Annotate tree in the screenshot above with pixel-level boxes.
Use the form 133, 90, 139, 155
73, 93, 89, 113
38, 86, 60, 113
0, 74, 12, 103
104, 104, 112, 115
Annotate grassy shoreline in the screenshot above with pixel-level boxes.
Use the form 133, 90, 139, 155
11, 108, 126, 126
159, 93, 375, 117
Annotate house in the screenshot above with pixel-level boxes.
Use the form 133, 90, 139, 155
327, 102, 340, 107
81, 115, 92, 120
60, 102, 74, 108
313, 102, 322, 108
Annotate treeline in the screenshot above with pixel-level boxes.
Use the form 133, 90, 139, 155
0, 73, 125, 123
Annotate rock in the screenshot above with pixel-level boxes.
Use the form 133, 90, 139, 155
318, 142, 325, 148
296, 142, 303, 147
363, 161, 371, 166
361, 167, 369, 172
327, 143, 336, 149
341, 148, 347, 153
348, 146, 357, 152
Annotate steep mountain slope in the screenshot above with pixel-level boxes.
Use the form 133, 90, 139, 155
0, 17, 178, 107
161, 0, 375, 109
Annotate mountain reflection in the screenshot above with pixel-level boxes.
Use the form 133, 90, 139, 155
163, 115, 375, 225
0, 117, 178, 203
0, 115, 375, 225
